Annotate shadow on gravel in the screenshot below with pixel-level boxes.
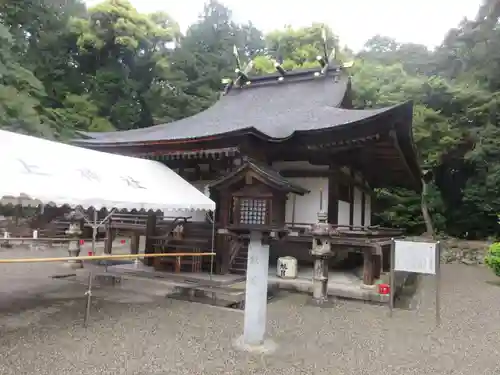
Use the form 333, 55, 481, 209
485, 279, 500, 287
394, 273, 421, 310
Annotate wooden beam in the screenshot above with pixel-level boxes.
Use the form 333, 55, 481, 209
363, 248, 375, 285
327, 165, 339, 224
144, 213, 157, 266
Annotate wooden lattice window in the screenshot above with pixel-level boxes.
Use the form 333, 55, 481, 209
238, 198, 268, 225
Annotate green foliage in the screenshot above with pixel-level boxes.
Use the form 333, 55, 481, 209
485, 242, 500, 276
265, 24, 338, 66
0, 22, 57, 137
373, 184, 446, 235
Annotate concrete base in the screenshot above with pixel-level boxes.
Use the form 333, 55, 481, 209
105, 264, 408, 303
306, 297, 336, 308
65, 261, 83, 269
233, 335, 277, 354
268, 266, 386, 302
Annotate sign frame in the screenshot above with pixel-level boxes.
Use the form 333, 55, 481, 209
389, 239, 441, 326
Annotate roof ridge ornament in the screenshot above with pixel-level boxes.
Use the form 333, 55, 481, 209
273, 60, 286, 82
321, 27, 329, 63
222, 46, 254, 95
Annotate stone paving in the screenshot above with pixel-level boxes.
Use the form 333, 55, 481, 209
0, 247, 499, 375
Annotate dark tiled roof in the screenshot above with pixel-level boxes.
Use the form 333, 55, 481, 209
209, 159, 310, 195
76, 67, 377, 145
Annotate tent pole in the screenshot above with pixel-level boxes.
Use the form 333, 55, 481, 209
83, 270, 93, 327
210, 212, 215, 281
85, 208, 98, 327
92, 209, 98, 256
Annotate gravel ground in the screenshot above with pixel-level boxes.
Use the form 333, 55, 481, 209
0, 247, 499, 375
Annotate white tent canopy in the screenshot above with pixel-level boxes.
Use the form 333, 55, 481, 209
0, 130, 215, 213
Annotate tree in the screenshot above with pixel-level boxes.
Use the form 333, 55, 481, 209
265, 24, 338, 68
0, 23, 59, 137
68, 0, 185, 129
358, 35, 434, 75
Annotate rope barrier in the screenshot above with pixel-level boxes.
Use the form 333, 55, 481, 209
0, 252, 215, 264
2, 237, 107, 242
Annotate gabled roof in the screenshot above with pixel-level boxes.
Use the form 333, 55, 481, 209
209, 159, 310, 195
75, 66, 357, 145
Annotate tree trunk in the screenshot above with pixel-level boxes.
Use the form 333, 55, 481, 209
421, 179, 435, 238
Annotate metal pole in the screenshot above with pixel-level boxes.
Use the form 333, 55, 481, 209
435, 241, 441, 326
209, 213, 215, 282
83, 270, 93, 327
319, 189, 323, 211
389, 238, 395, 317
31, 229, 38, 251
291, 194, 296, 227
92, 210, 98, 256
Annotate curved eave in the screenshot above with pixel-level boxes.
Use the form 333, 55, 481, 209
74, 102, 409, 148
392, 102, 423, 191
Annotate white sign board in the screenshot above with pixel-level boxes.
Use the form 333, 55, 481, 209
394, 240, 437, 275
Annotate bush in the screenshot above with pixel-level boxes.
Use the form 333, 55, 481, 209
485, 242, 500, 276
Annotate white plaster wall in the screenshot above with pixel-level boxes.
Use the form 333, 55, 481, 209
190, 180, 212, 222
284, 177, 329, 224
365, 193, 372, 226
338, 201, 350, 225
161, 180, 211, 222
162, 208, 207, 222
353, 187, 363, 227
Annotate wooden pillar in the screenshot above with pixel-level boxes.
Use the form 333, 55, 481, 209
220, 235, 231, 274
130, 233, 140, 254
144, 213, 157, 266
361, 192, 366, 227
373, 255, 381, 280
382, 244, 391, 272
362, 248, 375, 285
218, 193, 231, 274
104, 219, 113, 254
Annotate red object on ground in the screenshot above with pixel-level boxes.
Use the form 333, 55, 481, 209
378, 283, 390, 295
120, 239, 126, 244
80, 239, 85, 245
87, 251, 94, 256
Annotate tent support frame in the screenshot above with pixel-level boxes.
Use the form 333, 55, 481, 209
76, 207, 217, 327
76, 207, 120, 327
0, 251, 214, 327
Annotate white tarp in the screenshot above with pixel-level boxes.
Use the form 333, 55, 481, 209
0, 130, 215, 212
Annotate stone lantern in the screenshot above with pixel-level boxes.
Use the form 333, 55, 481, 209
309, 205, 335, 306
65, 210, 83, 269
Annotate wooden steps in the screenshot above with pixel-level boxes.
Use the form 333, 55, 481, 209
152, 222, 215, 273
229, 238, 249, 275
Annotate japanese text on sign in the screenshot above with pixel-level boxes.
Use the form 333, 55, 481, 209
394, 240, 437, 275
